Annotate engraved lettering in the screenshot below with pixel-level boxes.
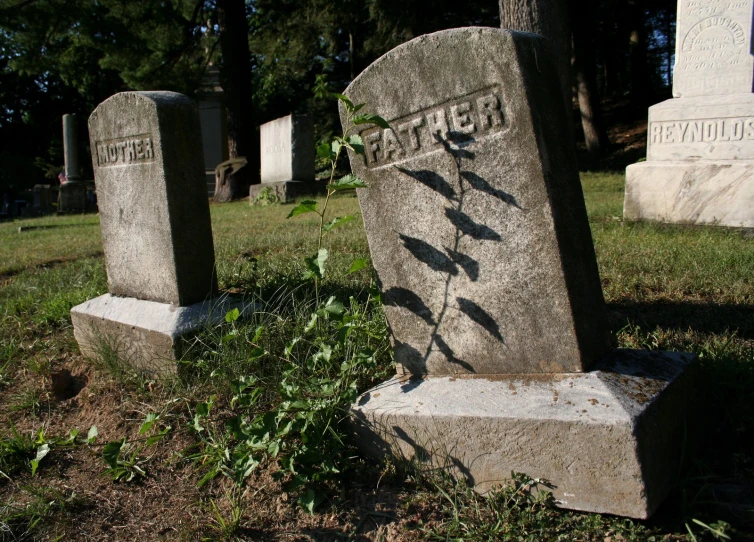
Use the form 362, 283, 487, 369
126, 140, 136, 161
704, 121, 718, 141
745, 119, 754, 139
382, 128, 404, 160
450, 102, 475, 134
477, 94, 503, 130
663, 123, 674, 143
96, 134, 156, 167
689, 121, 703, 142
397, 117, 424, 150
718, 120, 730, 141
365, 131, 381, 164
426, 109, 449, 142
678, 122, 690, 141
360, 86, 506, 168
651, 124, 663, 144
731, 120, 743, 140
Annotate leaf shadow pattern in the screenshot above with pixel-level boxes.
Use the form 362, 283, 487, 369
390, 131, 523, 375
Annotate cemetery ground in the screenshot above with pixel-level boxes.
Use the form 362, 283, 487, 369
0, 174, 752, 541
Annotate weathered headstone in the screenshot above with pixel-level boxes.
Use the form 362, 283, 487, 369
344, 28, 695, 519
71, 91, 248, 372
58, 114, 87, 213
249, 114, 316, 203
625, 0, 754, 227
32, 185, 52, 215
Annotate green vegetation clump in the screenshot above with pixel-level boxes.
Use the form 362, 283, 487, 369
0, 172, 752, 539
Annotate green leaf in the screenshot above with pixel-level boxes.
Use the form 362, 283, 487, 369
224, 308, 240, 323
348, 258, 369, 274
221, 329, 238, 344
304, 313, 318, 333
287, 200, 318, 219
87, 425, 99, 444
298, 489, 324, 515
31, 444, 50, 476
331, 139, 342, 155
322, 215, 355, 233
248, 347, 266, 361
345, 134, 364, 155
304, 248, 328, 280
284, 337, 301, 358
352, 113, 389, 129
316, 142, 333, 159
323, 296, 345, 316
331, 174, 367, 191
333, 93, 354, 111
139, 413, 158, 435
102, 439, 125, 469
352, 102, 366, 113
145, 426, 171, 447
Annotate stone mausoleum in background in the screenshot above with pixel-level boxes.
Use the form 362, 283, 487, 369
625, 0, 754, 228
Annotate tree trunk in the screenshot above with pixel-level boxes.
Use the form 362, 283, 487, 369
627, 0, 651, 110
570, 0, 610, 168
214, 0, 258, 202
499, 0, 572, 112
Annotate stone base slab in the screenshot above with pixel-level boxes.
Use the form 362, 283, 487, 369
624, 161, 754, 228
71, 293, 255, 374
249, 181, 325, 204
351, 349, 696, 519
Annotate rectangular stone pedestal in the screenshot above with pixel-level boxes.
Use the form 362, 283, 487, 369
625, 161, 754, 227
351, 349, 695, 519
71, 294, 254, 374
249, 181, 324, 204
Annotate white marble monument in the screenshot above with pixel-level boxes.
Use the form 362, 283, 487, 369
625, 0, 754, 227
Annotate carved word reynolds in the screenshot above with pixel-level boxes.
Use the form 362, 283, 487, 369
96, 134, 155, 167
360, 87, 506, 168
651, 118, 754, 144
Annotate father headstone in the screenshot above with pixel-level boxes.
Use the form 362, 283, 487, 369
249, 114, 316, 203
71, 91, 248, 373
625, 0, 754, 227
344, 28, 695, 519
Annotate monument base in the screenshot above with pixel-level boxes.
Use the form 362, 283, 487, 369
249, 181, 325, 204
71, 293, 255, 374
58, 181, 87, 214
351, 349, 695, 519
625, 161, 754, 227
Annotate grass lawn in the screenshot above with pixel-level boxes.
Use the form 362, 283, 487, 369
0, 175, 752, 540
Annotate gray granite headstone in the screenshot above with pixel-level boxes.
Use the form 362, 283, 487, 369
343, 28, 609, 375
250, 114, 317, 203
88, 92, 216, 306
344, 28, 695, 520
71, 91, 249, 373
625, 0, 754, 227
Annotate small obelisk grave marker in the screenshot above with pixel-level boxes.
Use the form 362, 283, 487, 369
71, 92, 247, 372
343, 28, 695, 519
625, 0, 754, 227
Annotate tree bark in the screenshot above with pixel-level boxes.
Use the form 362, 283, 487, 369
214, 0, 258, 202
499, 0, 572, 112
570, 0, 610, 168
627, 0, 652, 110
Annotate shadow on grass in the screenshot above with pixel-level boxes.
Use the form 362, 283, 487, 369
607, 301, 754, 339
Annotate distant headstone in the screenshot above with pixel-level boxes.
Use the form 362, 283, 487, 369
344, 28, 695, 519
625, 0, 754, 227
58, 114, 87, 213
71, 91, 249, 372
32, 185, 53, 215
250, 114, 317, 203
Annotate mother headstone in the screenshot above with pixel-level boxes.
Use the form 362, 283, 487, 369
71, 92, 249, 373
344, 28, 695, 519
